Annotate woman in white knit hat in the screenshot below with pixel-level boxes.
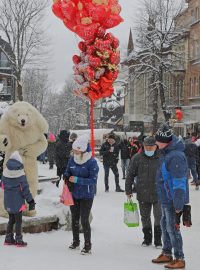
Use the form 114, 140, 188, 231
64, 134, 99, 254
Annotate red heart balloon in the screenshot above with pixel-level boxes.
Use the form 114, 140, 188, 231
103, 14, 123, 29
96, 27, 106, 38
90, 81, 101, 91
85, 66, 95, 81
112, 37, 119, 49
95, 39, 111, 51
87, 45, 96, 55
101, 86, 114, 98
88, 90, 100, 101
52, 3, 65, 20
100, 76, 113, 89
61, 1, 76, 21
88, 56, 101, 68
110, 51, 120, 65
63, 19, 76, 32
78, 41, 87, 52
75, 23, 100, 41
72, 55, 81, 65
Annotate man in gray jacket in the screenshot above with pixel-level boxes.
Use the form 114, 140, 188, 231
125, 136, 162, 247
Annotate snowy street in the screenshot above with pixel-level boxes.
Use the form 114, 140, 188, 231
0, 160, 199, 270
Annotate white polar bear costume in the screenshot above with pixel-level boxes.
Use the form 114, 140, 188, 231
0, 101, 48, 217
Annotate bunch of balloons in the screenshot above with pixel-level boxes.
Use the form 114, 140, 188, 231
52, 0, 123, 101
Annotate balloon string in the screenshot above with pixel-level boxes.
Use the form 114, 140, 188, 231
90, 99, 95, 157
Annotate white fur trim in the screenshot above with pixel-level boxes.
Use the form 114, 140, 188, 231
10, 151, 23, 163
74, 152, 92, 165
3, 167, 25, 178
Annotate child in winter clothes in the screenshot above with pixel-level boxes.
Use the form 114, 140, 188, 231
0, 151, 35, 247
64, 135, 99, 254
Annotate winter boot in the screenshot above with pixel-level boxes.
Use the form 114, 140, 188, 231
142, 227, 152, 246
154, 225, 162, 248
115, 186, 124, 192
15, 235, 27, 247
4, 233, 16, 246
69, 241, 80, 250
81, 242, 92, 255
152, 253, 173, 264
164, 259, 185, 269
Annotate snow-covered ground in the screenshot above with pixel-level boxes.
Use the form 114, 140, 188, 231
0, 160, 199, 270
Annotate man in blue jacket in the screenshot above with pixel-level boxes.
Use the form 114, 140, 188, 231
152, 124, 190, 269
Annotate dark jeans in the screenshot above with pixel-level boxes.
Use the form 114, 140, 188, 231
187, 157, 198, 182
139, 201, 161, 229
70, 198, 93, 244
6, 212, 22, 236
121, 159, 130, 177
161, 203, 184, 259
103, 163, 119, 190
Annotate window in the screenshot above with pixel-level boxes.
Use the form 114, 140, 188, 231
190, 78, 193, 97
195, 7, 199, 20
194, 77, 197, 96
199, 76, 200, 97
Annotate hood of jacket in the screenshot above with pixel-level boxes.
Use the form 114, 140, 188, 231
3, 159, 25, 178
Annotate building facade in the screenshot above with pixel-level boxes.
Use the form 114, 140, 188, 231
124, 0, 200, 136
0, 36, 16, 102
172, 0, 200, 135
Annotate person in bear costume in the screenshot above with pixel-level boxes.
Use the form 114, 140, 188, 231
0, 101, 48, 217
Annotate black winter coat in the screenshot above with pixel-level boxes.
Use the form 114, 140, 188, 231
47, 142, 56, 164
119, 141, 131, 160
100, 142, 119, 166
125, 150, 159, 203
185, 140, 198, 159
55, 139, 71, 169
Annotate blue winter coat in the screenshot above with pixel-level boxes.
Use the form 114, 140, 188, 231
1, 159, 33, 214
156, 135, 189, 211
64, 154, 99, 199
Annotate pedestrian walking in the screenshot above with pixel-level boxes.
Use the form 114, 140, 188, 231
125, 136, 162, 248
152, 124, 190, 269
119, 136, 131, 179
100, 134, 124, 192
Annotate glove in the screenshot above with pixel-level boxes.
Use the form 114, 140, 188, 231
56, 179, 60, 188
28, 199, 36, 211
182, 205, 192, 227
175, 211, 183, 230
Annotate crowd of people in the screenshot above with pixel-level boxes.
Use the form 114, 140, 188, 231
0, 124, 199, 266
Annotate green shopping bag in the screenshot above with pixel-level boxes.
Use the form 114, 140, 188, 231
124, 199, 139, 227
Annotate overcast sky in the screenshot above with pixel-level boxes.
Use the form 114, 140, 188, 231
46, 0, 141, 91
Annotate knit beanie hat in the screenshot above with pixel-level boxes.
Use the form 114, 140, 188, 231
10, 151, 23, 163
144, 136, 156, 146
155, 124, 173, 143
72, 134, 89, 152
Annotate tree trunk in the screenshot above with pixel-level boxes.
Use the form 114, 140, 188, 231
158, 69, 170, 123
152, 86, 159, 133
